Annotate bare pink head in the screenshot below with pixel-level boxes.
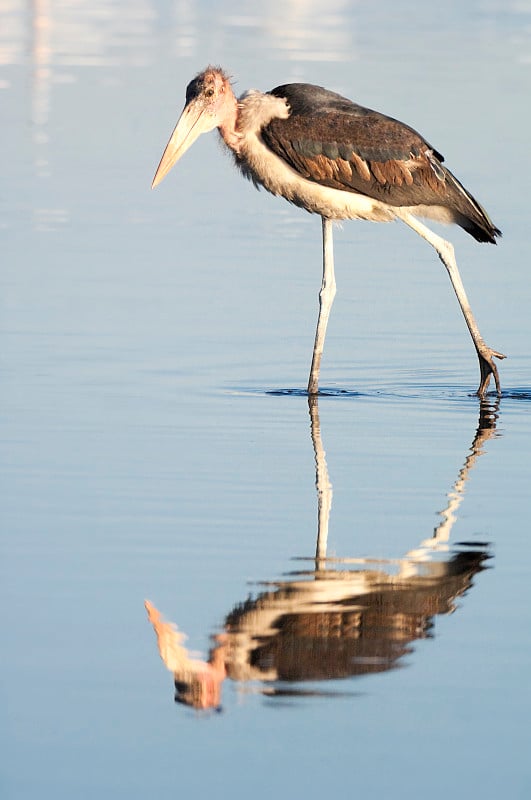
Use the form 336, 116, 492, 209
152, 66, 238, 188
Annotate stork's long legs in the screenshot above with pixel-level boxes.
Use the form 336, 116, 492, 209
396, 210, 505, 397
308, 217, 336, 395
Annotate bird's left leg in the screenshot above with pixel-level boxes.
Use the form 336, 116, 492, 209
308, 217, 337, 395
396, 211, 505, 397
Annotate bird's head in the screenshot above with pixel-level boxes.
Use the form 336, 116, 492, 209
152, 67, 236, 188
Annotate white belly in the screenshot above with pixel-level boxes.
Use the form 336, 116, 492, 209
235, 130, 396, 223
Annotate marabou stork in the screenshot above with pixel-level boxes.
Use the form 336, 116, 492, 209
152, 66, 504, 397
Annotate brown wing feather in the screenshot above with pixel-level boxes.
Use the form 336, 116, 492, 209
262, 85, 501, 242
262, 112, 445, 207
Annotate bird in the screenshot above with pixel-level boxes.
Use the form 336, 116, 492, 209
152, 65, 505, 397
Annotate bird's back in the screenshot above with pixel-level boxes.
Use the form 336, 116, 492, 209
262, 83, 500, 243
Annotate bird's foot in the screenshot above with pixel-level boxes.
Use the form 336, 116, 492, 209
477, 345, 506, 398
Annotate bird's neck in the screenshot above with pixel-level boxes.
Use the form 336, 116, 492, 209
217, 91, 241, 153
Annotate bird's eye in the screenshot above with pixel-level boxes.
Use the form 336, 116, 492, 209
205, 87, 214, 97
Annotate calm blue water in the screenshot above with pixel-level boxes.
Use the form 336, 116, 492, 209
2, 2, 531, 798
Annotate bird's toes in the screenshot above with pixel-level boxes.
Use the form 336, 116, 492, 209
477, 345, 505, 398
492, 349, 506, 361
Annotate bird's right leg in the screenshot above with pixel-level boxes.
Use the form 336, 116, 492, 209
396, 211, 505, 398
308, 217, 337, 395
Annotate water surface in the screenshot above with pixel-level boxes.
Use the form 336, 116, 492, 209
2, 2, 531, 798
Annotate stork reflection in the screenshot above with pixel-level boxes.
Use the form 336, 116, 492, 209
146, 398, 498, 710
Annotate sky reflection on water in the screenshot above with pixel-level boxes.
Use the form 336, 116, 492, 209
2, 2, 531, 799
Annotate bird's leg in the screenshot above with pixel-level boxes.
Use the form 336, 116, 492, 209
308, 217, 337, 395
397, 211, 505, 398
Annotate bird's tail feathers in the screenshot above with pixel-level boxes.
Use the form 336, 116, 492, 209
443, 167, 501, 244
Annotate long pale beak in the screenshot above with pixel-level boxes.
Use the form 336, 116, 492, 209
152, 100, 210, 189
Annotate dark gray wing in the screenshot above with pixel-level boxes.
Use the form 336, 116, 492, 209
263, 83, 447, 207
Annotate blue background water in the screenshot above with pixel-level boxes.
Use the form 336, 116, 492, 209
2, 1, 530, 798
